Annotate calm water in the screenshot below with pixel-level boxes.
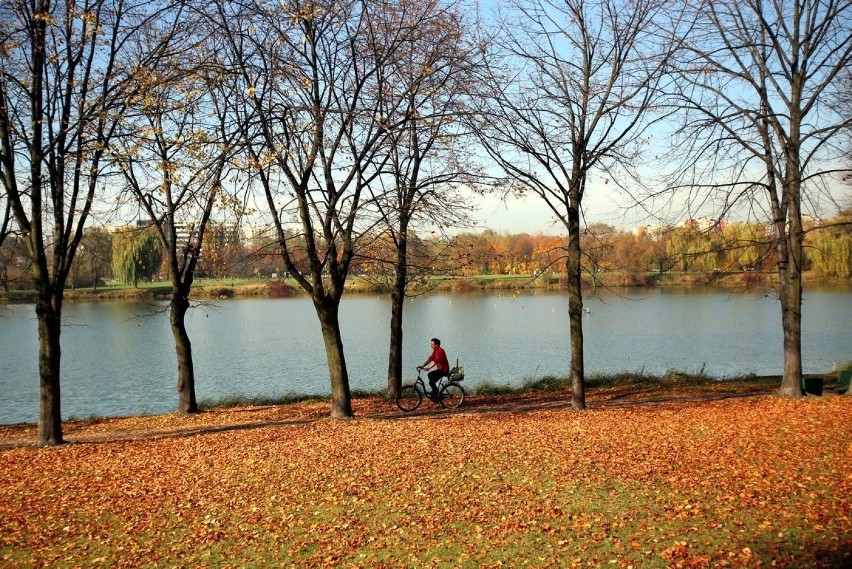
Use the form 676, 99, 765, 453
1, 287, 849, 424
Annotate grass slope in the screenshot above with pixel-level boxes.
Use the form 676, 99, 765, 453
1, 377, 850, 568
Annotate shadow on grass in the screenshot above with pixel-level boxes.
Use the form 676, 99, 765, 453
2, 371, 836, 450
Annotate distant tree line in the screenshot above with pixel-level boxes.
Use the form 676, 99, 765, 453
3, 212, 849, 292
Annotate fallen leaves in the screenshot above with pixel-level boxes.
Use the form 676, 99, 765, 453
0, 394, 850, 567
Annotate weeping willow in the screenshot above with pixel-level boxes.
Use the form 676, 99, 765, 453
111, 226, 163, 287
806, 220, 852, 278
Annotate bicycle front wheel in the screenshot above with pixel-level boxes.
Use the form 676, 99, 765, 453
396, 385, 422, 412
439, 382, 465, 409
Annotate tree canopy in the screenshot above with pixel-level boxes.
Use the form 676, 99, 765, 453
111, 227, 164, 288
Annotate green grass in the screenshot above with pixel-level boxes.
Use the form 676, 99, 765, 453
470, 369, 778, 397
197, 388, 391, 411
197, 393, 330, 410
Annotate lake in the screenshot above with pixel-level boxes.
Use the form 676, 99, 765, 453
1, 287, 849, 424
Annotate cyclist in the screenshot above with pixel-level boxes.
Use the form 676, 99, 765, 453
417, 337, 450, 400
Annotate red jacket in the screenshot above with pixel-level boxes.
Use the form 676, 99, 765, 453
427, 346, 450, 374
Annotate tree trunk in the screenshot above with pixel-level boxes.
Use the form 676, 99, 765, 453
387, 231, 408, 400
777, 186, 805, 398
567, 205, 586, 410
171, 294, 198, 413
316, 296, 353, 418
778, 270, 803, 397
35, 293, 64, 446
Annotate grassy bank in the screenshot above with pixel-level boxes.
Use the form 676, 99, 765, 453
2, 270, 845, 304
1, 376, 849, 568
192, 371, 789, 412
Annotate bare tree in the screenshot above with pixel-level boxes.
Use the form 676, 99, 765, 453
111, 23, 241, 414
0, 0, 186, 445
663, 0, 852, 396
214, 0, 422, 417
78, 227, 112, 290
476, 0, 673, 408
367, 0, 482, 399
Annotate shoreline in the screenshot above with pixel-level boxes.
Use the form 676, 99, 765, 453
0, 372, 840, 446
2, 270, 848, 304
0, 372, 841, 435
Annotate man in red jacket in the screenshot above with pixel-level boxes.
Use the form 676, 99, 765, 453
418, 337, 450, 400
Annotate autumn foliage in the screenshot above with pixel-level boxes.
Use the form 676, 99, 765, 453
1, 391, 850, 567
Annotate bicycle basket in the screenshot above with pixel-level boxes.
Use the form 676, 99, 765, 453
449, 366, 464, 381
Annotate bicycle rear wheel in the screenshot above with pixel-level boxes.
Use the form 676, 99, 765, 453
396, 385, 422, 411
439, 382, 465, 409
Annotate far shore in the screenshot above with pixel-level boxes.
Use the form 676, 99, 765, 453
2, 270, 848, 304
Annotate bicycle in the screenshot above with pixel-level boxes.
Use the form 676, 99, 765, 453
396, 367, 466, 411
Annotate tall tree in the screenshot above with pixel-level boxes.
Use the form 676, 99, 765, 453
0, 0, 185, 444
477, 0, 673, 408
214, 0, 421, 417
665, 0, 852, 396
369, 0, 481, 399
111, 21, 240, 414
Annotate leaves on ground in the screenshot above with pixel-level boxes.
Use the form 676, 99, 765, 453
1, 390, 850, 567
